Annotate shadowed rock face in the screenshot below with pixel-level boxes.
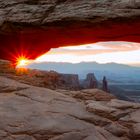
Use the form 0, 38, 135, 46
0, 0, 140, 61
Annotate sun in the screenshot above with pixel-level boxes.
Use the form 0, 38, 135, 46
16, 56, 29, 67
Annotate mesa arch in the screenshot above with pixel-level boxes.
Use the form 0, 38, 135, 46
0, 0, 140, 61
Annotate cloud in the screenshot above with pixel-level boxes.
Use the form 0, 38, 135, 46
35, 41, 140, 64
97, 41, 140, 51
45, 41, 140, 56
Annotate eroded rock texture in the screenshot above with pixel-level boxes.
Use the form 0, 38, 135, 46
0, 76, 140, 140
0, 0, 140, 60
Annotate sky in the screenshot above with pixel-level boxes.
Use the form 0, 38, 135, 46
34, 41, 140, 66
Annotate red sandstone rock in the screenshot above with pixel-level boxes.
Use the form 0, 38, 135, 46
0, 0, 140, 61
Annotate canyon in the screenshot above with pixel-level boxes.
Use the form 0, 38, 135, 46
0, 1, 140, 139
0, 59, 140, 140
0, 60, 98, 90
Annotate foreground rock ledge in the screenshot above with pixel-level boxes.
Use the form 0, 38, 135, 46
0, 76, 140, 140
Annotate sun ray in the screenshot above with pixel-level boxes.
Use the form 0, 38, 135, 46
16, 56, 30, 68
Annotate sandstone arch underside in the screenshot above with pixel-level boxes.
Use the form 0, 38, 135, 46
0, 0, 140, 61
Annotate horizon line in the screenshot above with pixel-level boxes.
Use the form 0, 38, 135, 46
28, 60, 140, 67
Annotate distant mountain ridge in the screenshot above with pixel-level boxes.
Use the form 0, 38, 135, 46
27, 61, 140, 74
28, 61, 139, 68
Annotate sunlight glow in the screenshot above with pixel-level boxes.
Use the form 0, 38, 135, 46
16, 56, 30, 67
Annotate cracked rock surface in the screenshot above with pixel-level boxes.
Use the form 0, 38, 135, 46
0, 75, 140, 140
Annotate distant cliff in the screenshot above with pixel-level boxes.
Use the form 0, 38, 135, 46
0, 60, 81, 90
80, 73, 98, 89
0, 60, 111, 91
